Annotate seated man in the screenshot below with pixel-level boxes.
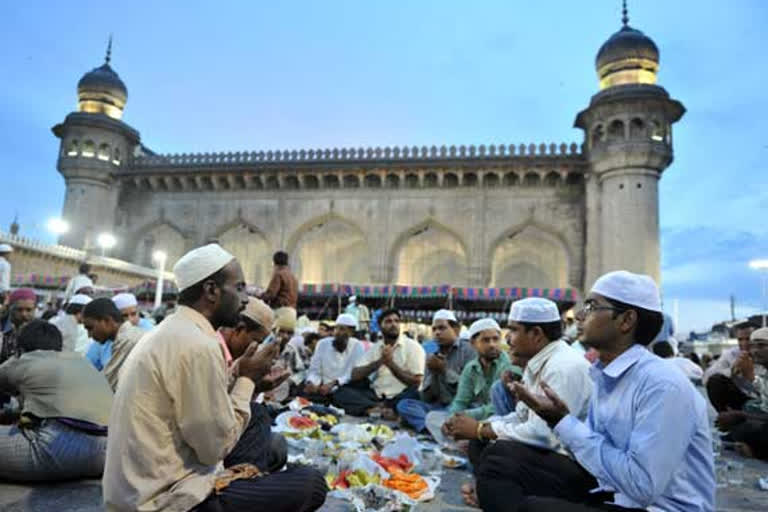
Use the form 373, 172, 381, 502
397, 309, 476, 431
334, 308, 425, 417
446, 299, 592, 509
83, 298, 146, 391
652, 341, 704, 382
112, 292, 154, 331
0, 320, 113, 481
490, 327, 532, 416
1, 288, 37, 408
512, 271, 714, 512
704, 322, 756, 412
434, 318, 514, 445
218, 297, 274, 367
303, 314, 364, 405
103, 244, 327, 512
264, 308, 305, 403
49, 293, 92, 353
716, 327, 768, 461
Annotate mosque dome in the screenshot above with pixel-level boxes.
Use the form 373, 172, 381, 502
77, 39, 127, 120
595, 9, 659, 90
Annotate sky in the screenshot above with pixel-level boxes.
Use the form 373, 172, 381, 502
1, 1, 767, 334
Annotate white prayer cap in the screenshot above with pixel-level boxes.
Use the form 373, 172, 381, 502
112, 292, 138, 310
591, 270, 661, 313
468, 318, 501, 339
508, 298, 560, 324
432, 309, 457, 325
172, 244, 235, 292
751, 327, 768, 342
0, 244, 12, 253
68, 294, 92, 306
335, 313, 357, 328
298, 326, 317, 335
349, 295, 357, 303
242, 297, 273, 328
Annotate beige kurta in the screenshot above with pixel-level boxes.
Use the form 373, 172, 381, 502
103, 321, 146, 391
103, 306, 255, 512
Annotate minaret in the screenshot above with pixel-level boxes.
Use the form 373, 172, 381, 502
576, 2, 685, 287
52, 38, 140, 250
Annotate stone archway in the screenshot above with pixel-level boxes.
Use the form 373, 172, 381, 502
289, 216, 370, 284
217, 223, 271, 287
489, 224, 570, 288
133, 222, 187, 269
393, 222, 468, 285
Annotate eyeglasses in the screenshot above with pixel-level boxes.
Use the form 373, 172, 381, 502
580, 302, 626, 316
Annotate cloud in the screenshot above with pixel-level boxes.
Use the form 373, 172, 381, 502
661, 226, 768, 332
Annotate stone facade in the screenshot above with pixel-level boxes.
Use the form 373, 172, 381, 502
51, 21, 684, 292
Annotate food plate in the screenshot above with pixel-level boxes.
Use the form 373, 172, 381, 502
275, 411, 319, 434
442, 454, 468, 469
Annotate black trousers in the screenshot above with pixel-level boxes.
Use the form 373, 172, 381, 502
727, 419, 768, 460
475, 440, 633, 512
518, 497, 645, 511
192, 466, 328, 512
193, 402, 328, 511
224, 402, 286, 472
706, 374, 750, 412
331, 379, 419, 416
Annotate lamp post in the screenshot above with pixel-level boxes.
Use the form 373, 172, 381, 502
749, 259, 768, 327
47, 218, 70, 237
97, 233, 117, 257
153, 250, 167, 310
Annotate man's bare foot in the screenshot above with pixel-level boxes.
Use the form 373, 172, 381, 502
461, 482, 479, 507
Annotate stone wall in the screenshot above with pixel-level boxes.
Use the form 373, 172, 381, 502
0, 231, 174, 291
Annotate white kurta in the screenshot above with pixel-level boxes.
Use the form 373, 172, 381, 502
489, 340, 593, 456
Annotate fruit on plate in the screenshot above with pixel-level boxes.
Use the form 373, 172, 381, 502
442, 456, 463, 468
295, 397, 311, 408
371, 453, 413, 473
288, 415, 318, 430
383, 472, 428, 499
325, 469, 381, 490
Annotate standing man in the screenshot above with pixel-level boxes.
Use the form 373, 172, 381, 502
49, 294, 92, 353
261, 250, 298, 310
82, 298, 146, 391
334, 309, 425, 417
397, 309, 476, 431
303, 314, 365, 404
344, 296, 360, 329
112, 292, 154, 331
103, 244, 327, 512
0, 244, 12, 305
63, 262, 94, 302
512, 271, 714, 512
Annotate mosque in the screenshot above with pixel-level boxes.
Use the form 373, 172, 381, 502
51, 8, 684, 293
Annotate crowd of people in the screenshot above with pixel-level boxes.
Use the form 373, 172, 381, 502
0, 242, 766, 511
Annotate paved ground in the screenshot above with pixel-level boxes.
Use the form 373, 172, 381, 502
1, 449, 766, 511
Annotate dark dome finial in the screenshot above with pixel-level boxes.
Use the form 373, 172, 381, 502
622, 0, 629, 26
105, 34, 113, 64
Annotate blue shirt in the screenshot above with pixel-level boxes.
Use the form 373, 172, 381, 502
554, 344, 715, 512
86, 340, 113, 371
137, 317, 155, 331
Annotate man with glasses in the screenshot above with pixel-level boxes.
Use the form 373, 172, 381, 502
509, 270, 714, 512
715, 327, 768, 460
